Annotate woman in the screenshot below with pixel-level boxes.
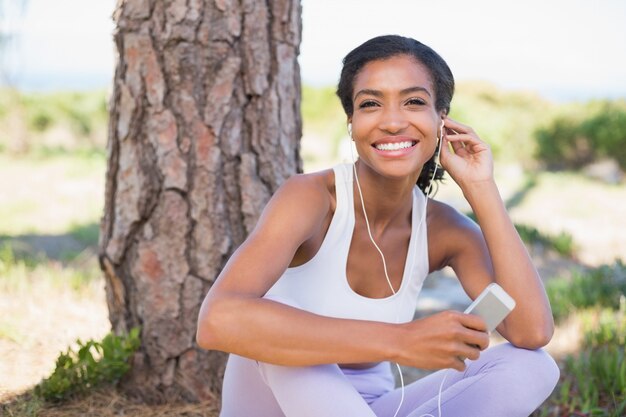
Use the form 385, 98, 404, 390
196, 35, 559, 417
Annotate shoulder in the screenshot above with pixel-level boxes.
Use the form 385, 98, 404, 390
251, 168, 336, 241
426, 198, 485, 270
276, 168, 334, 200
426, 198, 477, 232
270, 168, 335, 215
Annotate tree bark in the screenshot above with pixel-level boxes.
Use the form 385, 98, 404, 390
99, 0, 302, 402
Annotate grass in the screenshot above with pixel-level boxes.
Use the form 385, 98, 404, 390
465, 210, 576, 257
535, 307, 626, 416
1, 388, 220, 417
533, 264, 626, 416
547, 261, 626, 322
0, 242, 101, 294
0, 88, 108, 154
68, 222, 100, 247
0, 153, 105, 236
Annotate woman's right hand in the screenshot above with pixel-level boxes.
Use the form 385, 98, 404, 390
396, 310, 490, 371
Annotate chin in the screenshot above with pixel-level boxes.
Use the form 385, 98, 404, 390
362, 158, 423, 182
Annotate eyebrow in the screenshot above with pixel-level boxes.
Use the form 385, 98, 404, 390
353, 86, 432, 100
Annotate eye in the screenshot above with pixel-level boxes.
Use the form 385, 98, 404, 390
406, 97, 427, 106
358, 100, 379, 109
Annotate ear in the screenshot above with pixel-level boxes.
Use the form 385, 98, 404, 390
438, 111, 447, 135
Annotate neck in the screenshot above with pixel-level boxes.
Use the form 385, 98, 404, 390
352, 160, 418, 236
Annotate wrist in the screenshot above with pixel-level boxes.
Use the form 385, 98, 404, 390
461, 179, 500, 208
378, 322, 409, 364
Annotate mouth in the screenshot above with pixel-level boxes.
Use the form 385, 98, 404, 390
373, 140, 417, 151
371, 137, 419, 155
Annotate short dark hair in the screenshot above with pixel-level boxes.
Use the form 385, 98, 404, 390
336, 35, 454, 195
337, 35, 454, 116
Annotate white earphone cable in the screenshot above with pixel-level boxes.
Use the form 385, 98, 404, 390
348, 122, 448, 417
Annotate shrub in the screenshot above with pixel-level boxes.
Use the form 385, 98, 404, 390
537, 308, 626, 417
515, 224, 574, 257
534, 100, 626, 171
465, 213, 575, 257
547, 260, 626, 322
34, 328, 141, 402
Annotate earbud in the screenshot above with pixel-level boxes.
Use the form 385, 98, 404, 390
347, 123, 353, 139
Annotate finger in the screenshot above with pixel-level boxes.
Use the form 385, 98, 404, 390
459, 312, 488, 331
441, 138, 470, 161
448, 140, 488, 155
444, 133, 475, 141
440, 137, 456, 158
444, 117, 474, 134
454, 324, 490, 351
458, 343, 482, 361
449, 138, 467, 156
452, 356, 467, 371
445, 134, 485, 150
464, 331, 490, 351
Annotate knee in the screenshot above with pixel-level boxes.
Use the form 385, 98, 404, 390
500, 344, 560, 401
257, 361, 340, 388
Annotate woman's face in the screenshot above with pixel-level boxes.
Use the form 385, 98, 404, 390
349, 54, 441, 181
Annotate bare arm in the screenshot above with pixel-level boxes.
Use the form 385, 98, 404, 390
461, 181, 554, 347
197, 174, 397, 365
439, 117, 554, 349
197, 173, 489, 370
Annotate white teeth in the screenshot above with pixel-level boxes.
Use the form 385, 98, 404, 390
375, 141, 414, 151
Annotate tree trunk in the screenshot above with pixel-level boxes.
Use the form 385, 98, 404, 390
99, 0, 302, 403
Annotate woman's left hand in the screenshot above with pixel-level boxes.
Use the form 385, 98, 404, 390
439, 117, 494, 189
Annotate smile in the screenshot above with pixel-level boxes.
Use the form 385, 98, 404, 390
373, 141, 417, 151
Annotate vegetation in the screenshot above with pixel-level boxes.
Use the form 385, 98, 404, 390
535, 262, 626, 416
0, 242, 101, 293
0, 88, 108, 155
515, 224, 574, 257
466, 211, 575, 257
449, 81, 552, 164
35, 328, 141, 402
547, 261, 626, 322
534, 100, 626, 171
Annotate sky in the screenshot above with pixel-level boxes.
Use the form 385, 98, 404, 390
2, 0, 626, 101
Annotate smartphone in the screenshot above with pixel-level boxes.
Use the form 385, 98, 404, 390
464, 283, 516, 332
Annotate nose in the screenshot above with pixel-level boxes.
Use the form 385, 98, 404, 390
378, 106, 409, 134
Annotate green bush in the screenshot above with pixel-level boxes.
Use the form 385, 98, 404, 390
0, 89, 108, 155
537, 308, 626, 417
515, 224, 574, 257
35, 328, 141, 402
535, 100, 626, 171
27, 106, 54, 132
465, 212, 574, 257
581, 307, 626, 349
547, 261, 626, 322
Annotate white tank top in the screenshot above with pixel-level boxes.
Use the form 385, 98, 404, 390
263, 163, 429, 323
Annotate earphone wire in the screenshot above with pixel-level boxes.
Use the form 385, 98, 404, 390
348, 122, 447, 417
349, 138, 404, 417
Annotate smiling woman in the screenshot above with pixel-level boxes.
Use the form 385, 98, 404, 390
196, 35, 559, 417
